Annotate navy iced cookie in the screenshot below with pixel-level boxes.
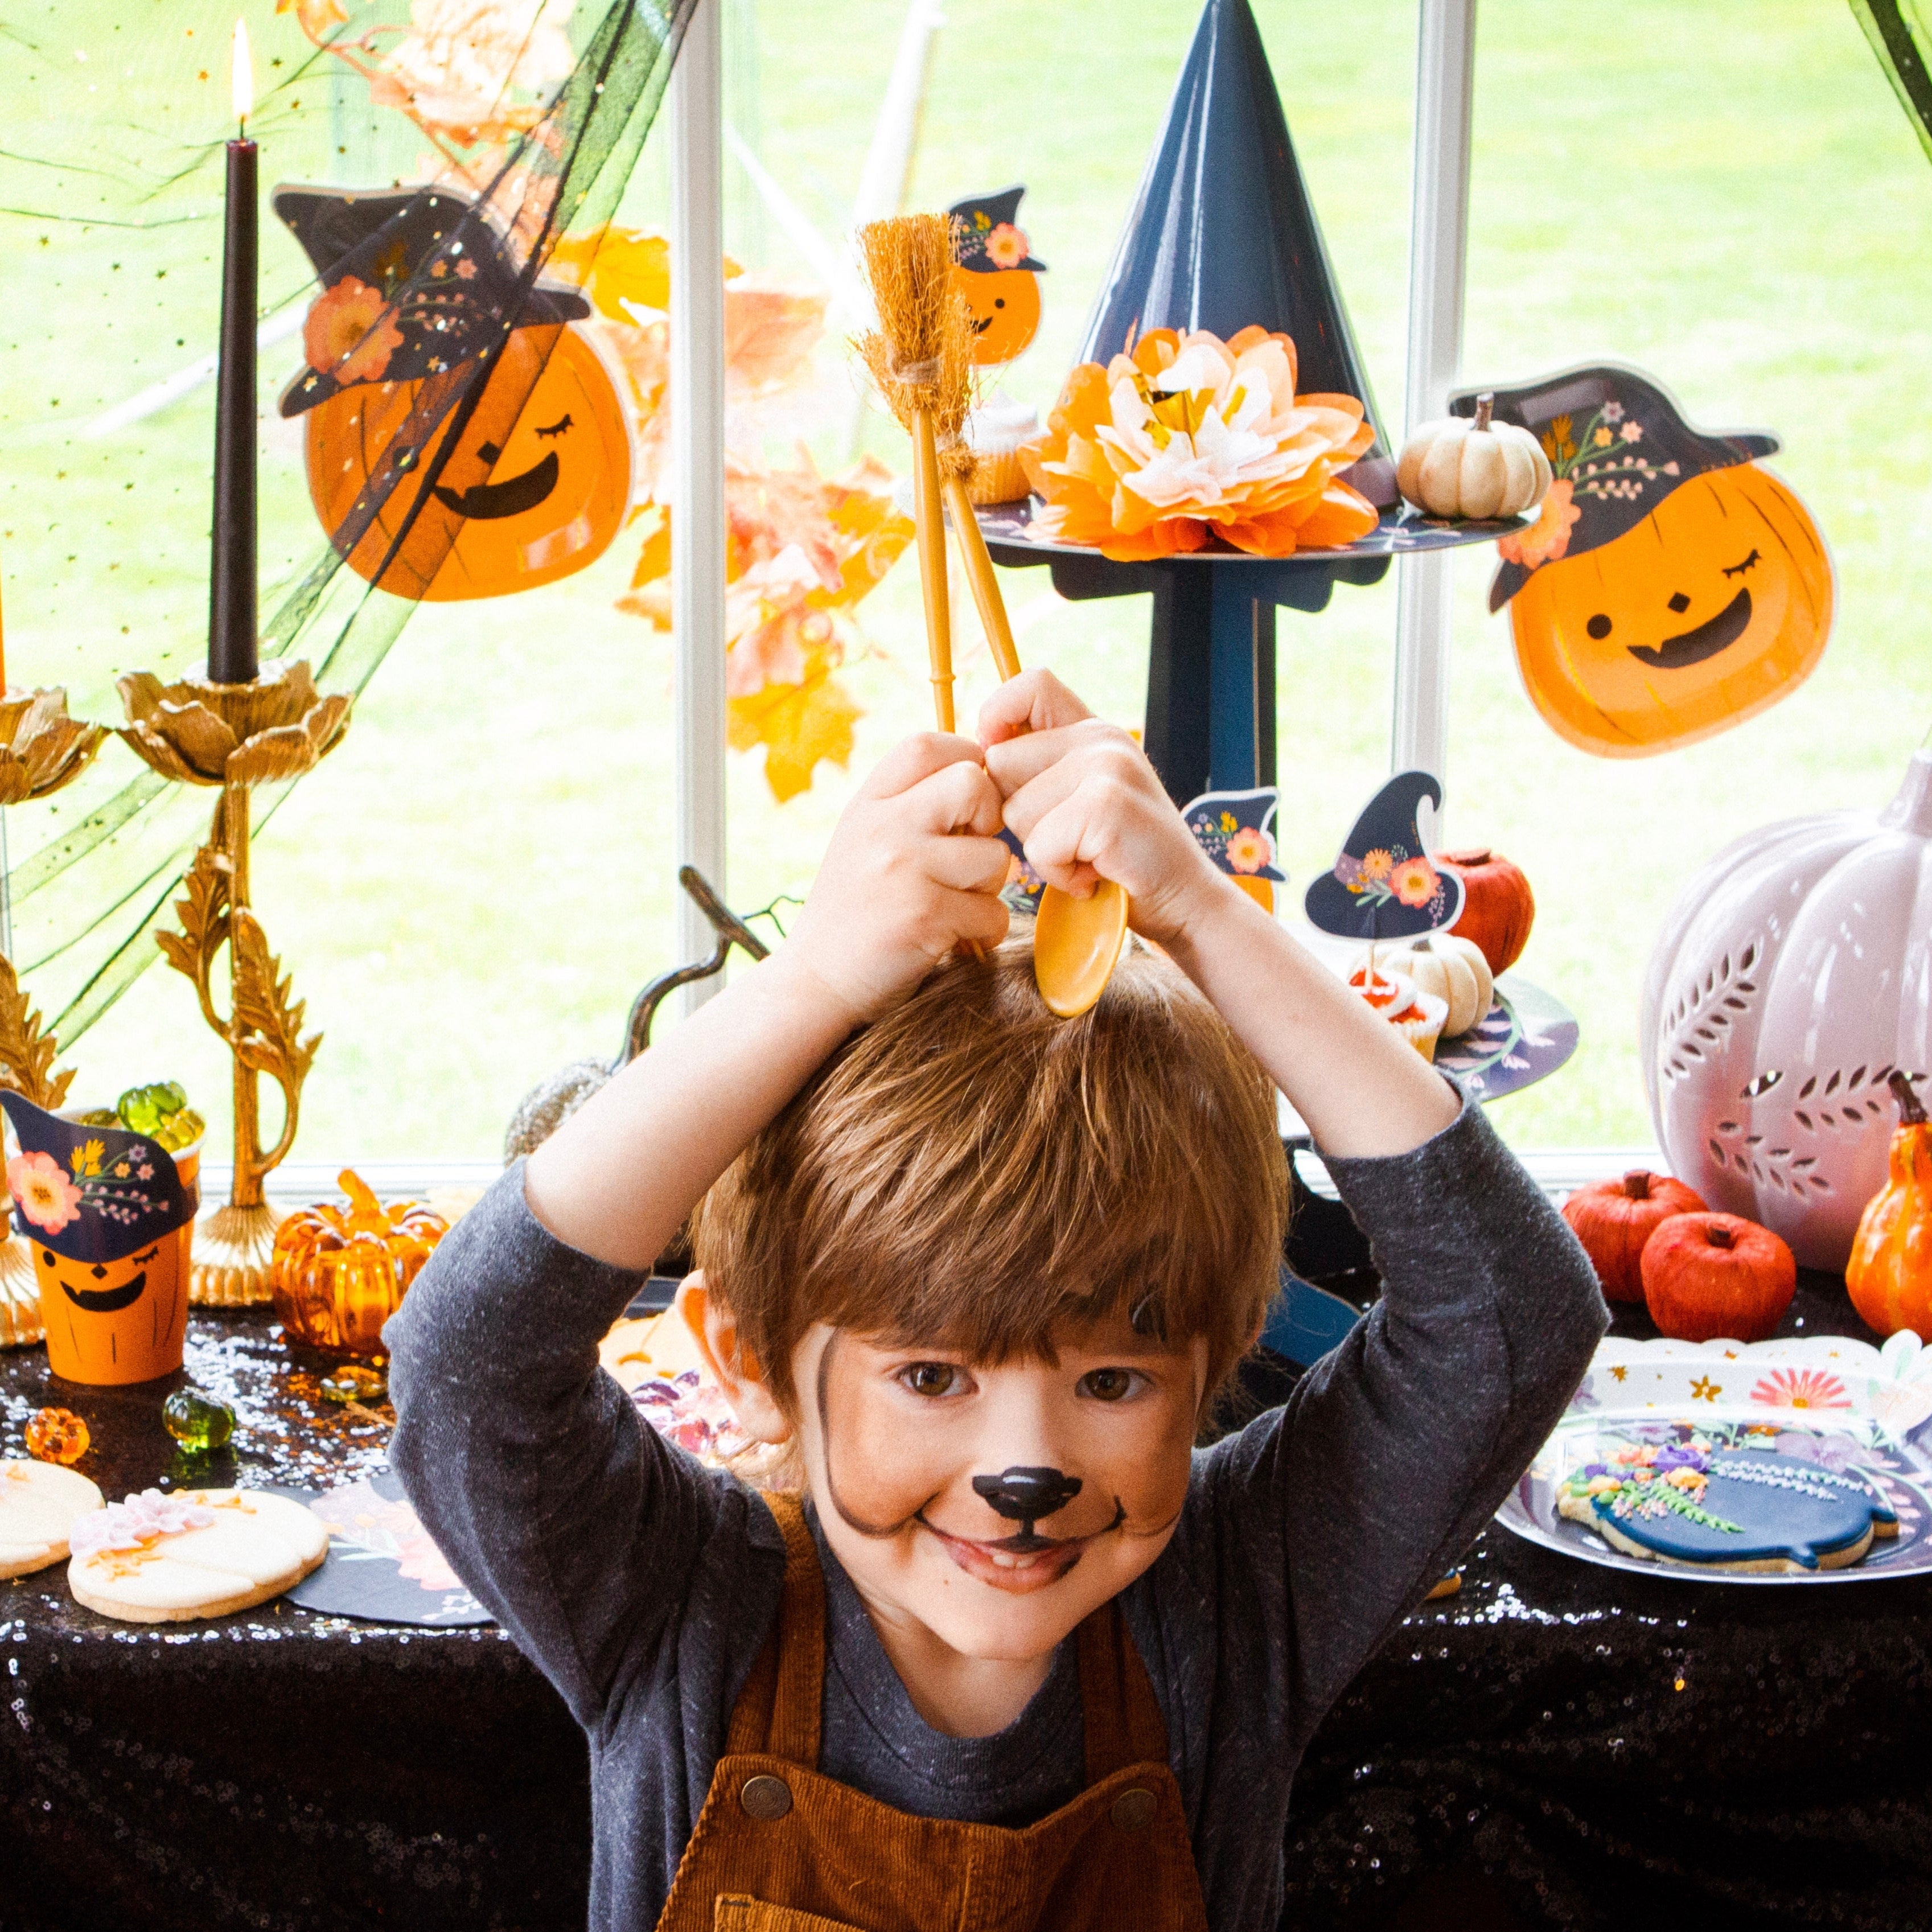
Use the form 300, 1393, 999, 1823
1558, 1442, 1897, 1572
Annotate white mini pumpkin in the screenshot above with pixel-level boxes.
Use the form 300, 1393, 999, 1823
1396, 394, 1552, 522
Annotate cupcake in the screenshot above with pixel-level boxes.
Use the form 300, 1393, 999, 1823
965, 399, 1040, 505
1347, 966, 1449, 1062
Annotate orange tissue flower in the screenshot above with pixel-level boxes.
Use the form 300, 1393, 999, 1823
1020, 324, 1377, 562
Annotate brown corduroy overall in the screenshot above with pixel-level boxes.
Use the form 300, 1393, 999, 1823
655, 1493, 1210, 1932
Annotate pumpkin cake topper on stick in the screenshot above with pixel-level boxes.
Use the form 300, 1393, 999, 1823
855, 216, 1127, 1019
1469, 363, 1834, 757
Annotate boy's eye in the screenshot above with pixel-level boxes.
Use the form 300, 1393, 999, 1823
899, 1363, 963, 1398
1080, 1368, 1138, 1403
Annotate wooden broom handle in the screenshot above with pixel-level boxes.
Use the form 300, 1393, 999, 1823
940, 470, 1023, 683
910, 411, 955, 732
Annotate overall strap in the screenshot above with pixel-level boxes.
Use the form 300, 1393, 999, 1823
725, 1490, 825, 1767
1076, 1597, 1169, 1782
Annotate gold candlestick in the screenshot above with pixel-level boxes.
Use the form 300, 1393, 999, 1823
118, 661, 351, 1305
0, 686, 109, 1346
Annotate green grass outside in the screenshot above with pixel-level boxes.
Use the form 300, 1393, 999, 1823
1, 0, 1928, 1164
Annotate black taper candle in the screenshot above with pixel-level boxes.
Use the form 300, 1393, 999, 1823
209, 132, 258, 684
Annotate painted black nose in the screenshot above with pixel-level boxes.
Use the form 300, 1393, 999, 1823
972, 1466, 1082, 1523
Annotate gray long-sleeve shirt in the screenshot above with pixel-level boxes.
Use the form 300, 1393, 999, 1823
387, 1095, 1606, 1931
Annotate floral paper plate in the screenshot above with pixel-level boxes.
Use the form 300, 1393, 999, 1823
1497, 1330, 1932, 1584
1433, 973, 1577, 1104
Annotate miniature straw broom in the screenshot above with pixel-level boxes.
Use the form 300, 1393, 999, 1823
856, 214, 1124, 1014
856, 216, 1023, 729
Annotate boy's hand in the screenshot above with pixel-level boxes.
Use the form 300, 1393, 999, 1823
980, 671, 1226, 947
784, 732, 1010, 1025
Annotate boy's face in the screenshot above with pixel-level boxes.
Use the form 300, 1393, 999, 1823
790, 1309, 1205, 1664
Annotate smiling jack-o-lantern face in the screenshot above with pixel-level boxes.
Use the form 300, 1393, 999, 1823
307, 323, 632, 603
1508, 463, 1832, 757
36, 1238, 187, 1386
950, 264, 1041, 368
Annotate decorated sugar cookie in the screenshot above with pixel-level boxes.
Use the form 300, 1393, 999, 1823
67, 1487, 328, 1623
0, 1458, 104, 1580
1557, 1433, 1896, 1573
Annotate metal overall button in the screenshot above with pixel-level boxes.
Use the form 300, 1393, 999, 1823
740, 1774, 793, 1820
1110, 1787, 1157, 1832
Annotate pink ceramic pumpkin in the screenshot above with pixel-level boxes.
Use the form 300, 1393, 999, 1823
1641, 750, 1932, 1270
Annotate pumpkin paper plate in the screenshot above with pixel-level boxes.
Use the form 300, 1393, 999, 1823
1498, 1330, 1932, 1585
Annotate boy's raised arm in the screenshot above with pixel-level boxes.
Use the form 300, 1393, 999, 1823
388, 731, 1012, 1724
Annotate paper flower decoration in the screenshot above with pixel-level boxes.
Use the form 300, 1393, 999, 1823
1020, 326, 1379, 562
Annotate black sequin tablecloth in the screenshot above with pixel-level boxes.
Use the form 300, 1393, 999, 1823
5, 1305, 1932, 1932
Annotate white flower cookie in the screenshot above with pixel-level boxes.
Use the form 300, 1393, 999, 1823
0, 1459, 105, 1580
67, 1486, 328, 1623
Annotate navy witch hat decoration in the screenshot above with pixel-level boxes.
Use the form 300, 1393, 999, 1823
1303, 771, 1463, 943
1183, 787, 1286, 883
1, 1091, 197, 1265
1079, 0, 1392, 502
274, 185, 591, 420
1466, 364, 1779, 613
948, 186, 1047, 273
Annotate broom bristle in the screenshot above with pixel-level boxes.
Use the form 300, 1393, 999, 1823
856, 213, 974, 446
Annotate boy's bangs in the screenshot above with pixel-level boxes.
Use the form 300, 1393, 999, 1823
697, 934, 1289, 1404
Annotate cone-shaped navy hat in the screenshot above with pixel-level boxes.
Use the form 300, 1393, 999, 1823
1079, 0, 1392, 500
1467, 363, 1779, 611
1, 1092, 197, 1265
274, 185, 590, 419
1303, 771, 1463, 942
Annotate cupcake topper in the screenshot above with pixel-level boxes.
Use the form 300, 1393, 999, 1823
947, 184, 1046, 368
1302, 770, 1462, 944
1, 1091, 198, 1264
1182, 786, 1286, 882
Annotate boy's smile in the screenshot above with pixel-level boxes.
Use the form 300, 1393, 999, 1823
914, 1502, 1127, 1594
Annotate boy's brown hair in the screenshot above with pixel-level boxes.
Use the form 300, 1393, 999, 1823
693, 933, 1288, 1407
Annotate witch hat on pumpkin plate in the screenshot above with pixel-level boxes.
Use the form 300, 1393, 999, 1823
1080, 0, 1393, 505
1470, 364, 1779, 613
1466, 361, 1832, 759
1303, 771, 1463, 943
274, 186, 591, 419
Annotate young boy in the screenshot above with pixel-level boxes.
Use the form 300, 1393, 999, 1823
388, 671, 1606, 1931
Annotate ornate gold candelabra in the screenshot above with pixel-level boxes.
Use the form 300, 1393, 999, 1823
119, 661, 351, 1305
0, 689, 106, 1345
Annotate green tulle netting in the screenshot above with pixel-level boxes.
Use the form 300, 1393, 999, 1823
0, 0, 694, 1045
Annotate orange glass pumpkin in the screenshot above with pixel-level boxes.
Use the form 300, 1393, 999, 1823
1440, 846, 1535, 976
307, 323, 631, 602
1562, 1169, 1708, 1304
272, 1170, 449, 1360
1509, 463, 1832, 757
1640, 1210, 1795, 1343
1845, 1073, 1932, 1339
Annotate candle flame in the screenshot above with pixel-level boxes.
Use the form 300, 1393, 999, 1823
231, 18, 253, 126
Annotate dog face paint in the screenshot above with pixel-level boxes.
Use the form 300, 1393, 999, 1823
801, 1314, 1203, 1664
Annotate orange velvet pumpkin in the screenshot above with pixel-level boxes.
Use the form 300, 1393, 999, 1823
271, 1171, 449, 1360
1508, 463, 1832, 758
306, 324, 631, 603
1641, 1211, 1795, 1343
1440, 847, 1535, 976
1844, 1072, 1932, 1338
1561, 1169, 1708, 1304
